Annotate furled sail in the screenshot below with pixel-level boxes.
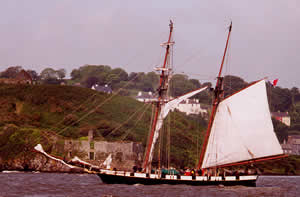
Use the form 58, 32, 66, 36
201, 80, 283, 169
148, 86, 207, 164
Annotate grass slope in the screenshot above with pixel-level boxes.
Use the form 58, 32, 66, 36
0, 84, 205, 168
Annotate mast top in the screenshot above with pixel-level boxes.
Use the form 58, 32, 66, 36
217, 22, 232, 79
229, 21, 232, 32
169, 20, 173, 32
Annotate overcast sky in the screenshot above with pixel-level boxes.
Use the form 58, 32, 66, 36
0, 0, 299, 88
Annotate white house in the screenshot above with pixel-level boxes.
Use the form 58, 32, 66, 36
136, 91, 157, 103
136, 92, 207, 115
271, 112, 291, 126
174, 99, 207, 115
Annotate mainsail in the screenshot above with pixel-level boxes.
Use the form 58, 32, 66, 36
147, 87, 207, 166
201, 80, 283, 169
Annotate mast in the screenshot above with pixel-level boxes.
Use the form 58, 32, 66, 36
197, 22, 232, 169
143, 20, 174, 172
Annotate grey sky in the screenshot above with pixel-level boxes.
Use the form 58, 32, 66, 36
0, 0, 299, 88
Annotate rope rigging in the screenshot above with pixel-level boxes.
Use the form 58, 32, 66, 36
54, 71, 145, 136
105, 102, 150, 138
120, 103, 152, 141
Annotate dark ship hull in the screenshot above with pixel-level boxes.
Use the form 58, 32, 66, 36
97, 171, 257, 187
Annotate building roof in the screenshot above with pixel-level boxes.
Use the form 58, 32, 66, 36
136, 91, 155, 99
179, 99, 199, 104
92, 84, 112, 93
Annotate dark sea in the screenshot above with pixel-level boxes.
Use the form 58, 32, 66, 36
0, 172, 299, 197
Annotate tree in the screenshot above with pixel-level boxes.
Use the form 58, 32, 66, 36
111, 68, 128, 81
0, 66, 23, 78
84, 76, 100, 88
143, 72, 159, 92
189, 79, 201, 89
272, 118, 288, 143
56, 69, 66, 80
70, 69, 81, 80
40, 68, 57, 80
202, 82, 212, 88
128, 72, 138, 81
26, 69, 39, 81
169, 74, 195, 97
268, 87, 292, 112
40, 68, 60, 84
70, 65, 112, 85
223, 75, 248, 97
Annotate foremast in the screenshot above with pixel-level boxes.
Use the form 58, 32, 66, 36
143, 20, 174, 173
197, 22, 232, 170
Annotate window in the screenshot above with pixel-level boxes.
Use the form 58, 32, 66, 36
89, 152, 94, 160
90, 141, 94, 149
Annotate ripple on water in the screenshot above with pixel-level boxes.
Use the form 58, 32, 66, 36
0, 173, 299, 197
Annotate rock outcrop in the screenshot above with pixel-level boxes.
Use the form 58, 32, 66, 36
0, 152, 84, 173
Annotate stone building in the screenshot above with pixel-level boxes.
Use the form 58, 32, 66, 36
64, 130, 143, 170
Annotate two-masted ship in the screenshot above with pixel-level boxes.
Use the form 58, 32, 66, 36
97, 21, 285, 186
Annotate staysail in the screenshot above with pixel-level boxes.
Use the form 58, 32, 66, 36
103, 154, 112, 169
201, 80, 283, 169
147, 86, 207, 165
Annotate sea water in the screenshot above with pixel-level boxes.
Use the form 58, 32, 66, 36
0, 172, 299, 197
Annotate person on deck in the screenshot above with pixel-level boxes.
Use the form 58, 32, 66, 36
184, 169, 191, 176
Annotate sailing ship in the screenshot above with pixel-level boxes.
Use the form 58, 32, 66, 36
97, 21, 285, 186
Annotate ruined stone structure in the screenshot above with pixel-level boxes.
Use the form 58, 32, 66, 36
64, 131, 144, 170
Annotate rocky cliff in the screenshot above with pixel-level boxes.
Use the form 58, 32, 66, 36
0, 152, 84, 173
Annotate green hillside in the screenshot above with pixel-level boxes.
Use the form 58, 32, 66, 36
0, 83, 206, 168
1, 83, 300, 173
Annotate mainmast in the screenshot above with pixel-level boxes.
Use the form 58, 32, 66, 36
143, 21, 174, 172
197, 22, 232, 170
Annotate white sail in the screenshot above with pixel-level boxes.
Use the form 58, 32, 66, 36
201, 80, 283, 169
34, 144, 75, 168
148, 87, 207, 165
103, 154, 112, 170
